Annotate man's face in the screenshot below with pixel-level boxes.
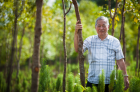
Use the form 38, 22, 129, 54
95, 19, 109, 37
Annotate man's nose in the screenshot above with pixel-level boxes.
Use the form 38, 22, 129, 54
100, 26, 103, 29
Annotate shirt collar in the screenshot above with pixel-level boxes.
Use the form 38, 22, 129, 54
95, 35, 110, 40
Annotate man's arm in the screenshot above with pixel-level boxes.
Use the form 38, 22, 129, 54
74, 20, 82, 53
116, 59, 127, 75
116, 58, 129, 90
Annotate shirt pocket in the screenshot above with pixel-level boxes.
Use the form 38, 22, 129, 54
106, 46, 116, 60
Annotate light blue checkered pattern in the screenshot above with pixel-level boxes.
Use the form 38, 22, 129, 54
83, 35, 124, 84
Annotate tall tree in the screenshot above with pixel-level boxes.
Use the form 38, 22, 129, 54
108, 0, 118, 36
136, 0, 140, 72
62, 0, 72, 91
16, 23, 25, 78
31, 0, 43, 92
6, 0, 24, 91
72, 0, 85, 87
136, 26, 140, 71
122, 0, 126, 62
119, 0, 126, 61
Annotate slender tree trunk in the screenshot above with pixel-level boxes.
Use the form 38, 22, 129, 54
62, 0, 67, 92
6, 0, 18, 91
29, 31, 32, 70
136, 0, 140, 74
138, 0, 140, 71
136, 26, 140, 71
62, 1, 72, 91
4, 31, 10, 78
4, 45, 8, 78
119, 0, 126, 61
119, 1, 125, 42
122, 17, 126, 62
72, 0, 85, 87
31, 0, 43, 92
111, 18, 115, 36
108, 0, 118, 36
16, 24, 25, 78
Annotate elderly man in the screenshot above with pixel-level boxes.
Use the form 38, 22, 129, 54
74, 16, 129, 92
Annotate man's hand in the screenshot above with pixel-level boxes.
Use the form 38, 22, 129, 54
75, 20, 82, 33
116, 59, 129, 90
124, 76, 129, 90
74, 20, 83, 52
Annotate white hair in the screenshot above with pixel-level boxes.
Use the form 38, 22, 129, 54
95, 16, 109, 26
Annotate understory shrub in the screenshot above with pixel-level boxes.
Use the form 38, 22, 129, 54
0, 72, 6, 92
67, 72, 74, 92
39, 60, 50, 92
129, 76, 140, 92
56, 74, 62, 91
114, 70, 124, 92
109, 70, 115, 92
98, 70, 105, 92
74, 84, 83, 92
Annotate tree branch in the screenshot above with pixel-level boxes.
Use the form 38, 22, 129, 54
65, 3, 72, 15
17, 0, 25, 18
113, 0, 118, 18
108, 0, 112, 18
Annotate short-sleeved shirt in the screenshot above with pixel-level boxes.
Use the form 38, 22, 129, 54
83, 35, 124, 84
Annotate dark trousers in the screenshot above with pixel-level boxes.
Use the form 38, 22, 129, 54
86, 81, 109, 92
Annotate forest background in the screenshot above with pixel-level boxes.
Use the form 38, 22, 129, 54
0, 0, 140, 92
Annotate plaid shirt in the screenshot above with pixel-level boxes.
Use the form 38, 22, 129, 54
83, 35, 124, 84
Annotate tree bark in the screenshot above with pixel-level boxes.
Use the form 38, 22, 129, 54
31, 0, 43, 92
72, 0, 85, 87
6, 0, 18, 91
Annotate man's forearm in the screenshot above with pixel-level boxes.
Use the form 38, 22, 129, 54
116, 59, 127, 75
